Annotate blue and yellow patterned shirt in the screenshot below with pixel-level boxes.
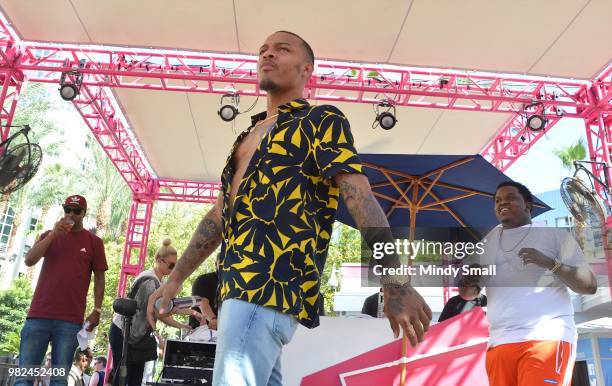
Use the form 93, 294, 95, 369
218, 98, 362, 328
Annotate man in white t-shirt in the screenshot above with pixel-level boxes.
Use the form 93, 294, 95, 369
474, 181, 597, 386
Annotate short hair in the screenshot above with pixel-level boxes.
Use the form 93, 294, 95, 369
496, 181, 533, 204
275, 30, 315, 65
458, 265, 481, 291
73, 348, 91, 364
95, 356, 107, 367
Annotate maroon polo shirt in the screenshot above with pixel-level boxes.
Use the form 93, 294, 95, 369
28, 229, 108, 324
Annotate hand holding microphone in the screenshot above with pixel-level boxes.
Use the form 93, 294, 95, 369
154, 296, 202, 314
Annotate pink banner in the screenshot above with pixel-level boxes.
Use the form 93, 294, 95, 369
301, 308, 489, 386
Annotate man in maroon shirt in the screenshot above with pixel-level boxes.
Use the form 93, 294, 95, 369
16, 195, 107, 386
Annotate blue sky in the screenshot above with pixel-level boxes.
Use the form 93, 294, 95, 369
505, 117, 586, 195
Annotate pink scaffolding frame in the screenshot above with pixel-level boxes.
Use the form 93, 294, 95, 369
0, 15, 609, 312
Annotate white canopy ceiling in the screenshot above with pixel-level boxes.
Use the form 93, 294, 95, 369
1, 0, 610, 181
116, 90, 509, 181
2, 0, 610, 79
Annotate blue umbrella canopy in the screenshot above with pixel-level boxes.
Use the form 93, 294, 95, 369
335, 154, 551, 241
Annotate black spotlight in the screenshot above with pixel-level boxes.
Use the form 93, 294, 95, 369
523, 101, 547, 132
59, 71, 83, 101
526, 114, 546, 131
218, 93, 240, 122
374, 101, 397, 130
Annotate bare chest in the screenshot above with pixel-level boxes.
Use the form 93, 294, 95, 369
227, 128, 266, 211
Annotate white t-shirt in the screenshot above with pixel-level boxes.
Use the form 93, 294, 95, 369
478, 224, 587, 348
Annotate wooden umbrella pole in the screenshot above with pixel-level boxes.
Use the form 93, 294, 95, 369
401, 334, 408, 385
400, 204, 417, 386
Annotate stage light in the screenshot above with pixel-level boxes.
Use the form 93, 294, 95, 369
378, 112, 397, 130
373, 101, 397, 130
218, 93, 240, 122
526, 114, 546, 131
59, 84, 79, 101
523, 101, 547, 132
58, 71, 83, 101
219, 104, 238, 121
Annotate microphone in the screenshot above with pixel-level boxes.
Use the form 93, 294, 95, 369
113, 298, 137, 317
154, 296, 202, 312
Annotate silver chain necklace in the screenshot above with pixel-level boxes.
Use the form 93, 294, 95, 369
255, 114, 279, 140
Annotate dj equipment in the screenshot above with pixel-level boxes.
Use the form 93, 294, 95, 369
156, 340, 216, 385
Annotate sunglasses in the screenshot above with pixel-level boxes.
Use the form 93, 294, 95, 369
64, 207, 84, 215
162, 259, 175, 270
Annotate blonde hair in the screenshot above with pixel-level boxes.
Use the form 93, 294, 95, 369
155, 238, 177, 260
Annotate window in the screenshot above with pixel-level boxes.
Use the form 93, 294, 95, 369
0, 207, 15, 254
29, 217, 38, 231
554, 216, 573, 228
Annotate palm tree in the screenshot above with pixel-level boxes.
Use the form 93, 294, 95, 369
29, 163, 79, 227
553, 138, 587, 171
80, 138, 131, 237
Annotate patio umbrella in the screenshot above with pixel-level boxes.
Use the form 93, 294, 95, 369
336, 154, 550, 241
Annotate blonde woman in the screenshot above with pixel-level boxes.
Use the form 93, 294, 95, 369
108, 239, 190, 386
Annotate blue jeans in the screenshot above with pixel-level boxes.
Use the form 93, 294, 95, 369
213, 299, 298, 386
15, 318, 80, 386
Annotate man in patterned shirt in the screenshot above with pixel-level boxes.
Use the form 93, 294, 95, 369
149, 31, 431, 386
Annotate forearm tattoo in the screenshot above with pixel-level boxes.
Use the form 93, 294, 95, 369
339, 180, 400, 269
176, 211, 222, 279
339, 181, 387, 228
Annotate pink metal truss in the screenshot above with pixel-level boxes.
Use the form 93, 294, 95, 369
0, 68, 23, 144
0, 20, 24, 146
583, 112, 612, 206
582, 64, 612, 207
0, 34, 602, 189
152, 178, 219, 203
72, 83, 153, 194
117, 197, 154, 296
11, 41, 590, 117
482, 112, 562, 171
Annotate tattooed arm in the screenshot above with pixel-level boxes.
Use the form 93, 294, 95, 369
172, 193, 224, 282
147, 193, 223, 327
335, 173, 432, 346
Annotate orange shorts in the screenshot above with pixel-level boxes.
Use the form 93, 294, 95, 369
486, 340, 575, 386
